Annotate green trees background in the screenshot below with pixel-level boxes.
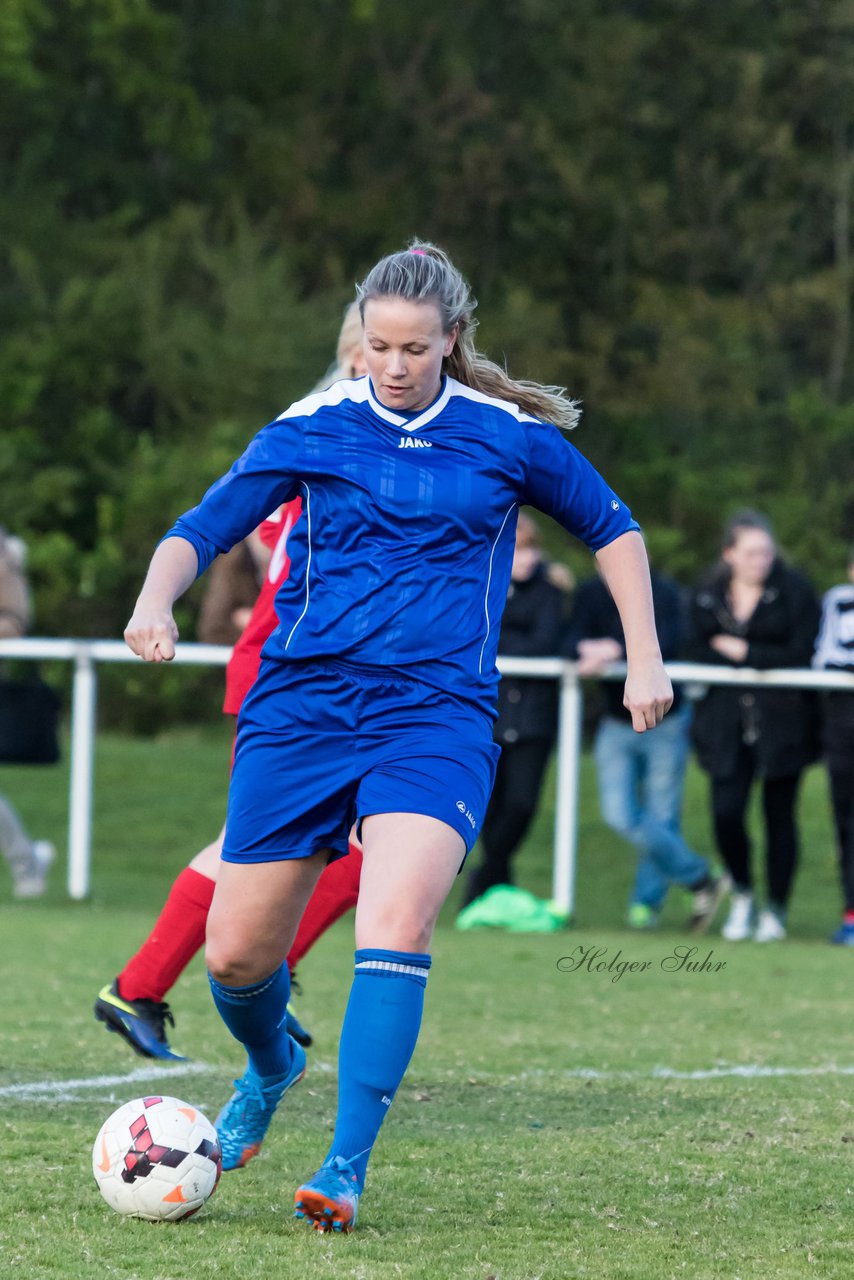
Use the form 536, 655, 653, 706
3, 0, 853, 645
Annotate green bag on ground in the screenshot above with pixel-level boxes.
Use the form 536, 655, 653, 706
455, 884, 570, 933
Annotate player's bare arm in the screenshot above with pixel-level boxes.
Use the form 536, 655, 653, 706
124, 536, 199, 663
594, 530, 673, 732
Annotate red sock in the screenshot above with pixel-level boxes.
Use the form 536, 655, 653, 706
287, 844, 363, 971
118, 867, 216, 1003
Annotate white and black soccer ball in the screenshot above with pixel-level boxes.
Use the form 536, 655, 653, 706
92, 1095, 222, 1221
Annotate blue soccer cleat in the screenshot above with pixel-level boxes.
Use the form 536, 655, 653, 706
215, 1043, 306, 1171
831, 921, 854, 946
294, 1155, 360, 1233
94, 980, 187, 1061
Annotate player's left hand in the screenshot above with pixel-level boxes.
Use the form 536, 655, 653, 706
623, 659, 673, 733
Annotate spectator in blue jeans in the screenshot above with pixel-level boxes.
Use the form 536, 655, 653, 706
565, 569, 728, 930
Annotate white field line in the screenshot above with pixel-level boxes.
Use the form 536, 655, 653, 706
2, 1060, 853, 1103
0, 1061, 218, 1103
550, 1064, 854, 1082
0, 1059, 337, 1104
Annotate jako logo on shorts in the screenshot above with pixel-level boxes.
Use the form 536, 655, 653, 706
456, 801, 476, 829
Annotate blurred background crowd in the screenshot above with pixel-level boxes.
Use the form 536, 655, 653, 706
1, 2, 852, 939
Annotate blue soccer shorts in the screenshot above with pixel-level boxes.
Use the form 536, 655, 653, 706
222, 659, 500, 863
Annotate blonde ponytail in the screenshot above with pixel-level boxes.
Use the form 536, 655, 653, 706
356, 241, 580, 430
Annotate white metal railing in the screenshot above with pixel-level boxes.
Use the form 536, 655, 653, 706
1, 636, 853, 908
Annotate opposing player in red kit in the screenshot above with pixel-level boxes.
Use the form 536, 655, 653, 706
94, 314, 367, 1060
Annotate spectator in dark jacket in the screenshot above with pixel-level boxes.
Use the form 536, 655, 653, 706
686, 511, 820, 943
564, 564, 726, 932
459, 512, 569, 908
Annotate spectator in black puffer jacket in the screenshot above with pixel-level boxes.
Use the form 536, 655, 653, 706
459, 512, 570, 908
685, 511, 821, 943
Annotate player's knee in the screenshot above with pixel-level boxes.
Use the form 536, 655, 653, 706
358, 905, 434, 953
205, 940, 253, 987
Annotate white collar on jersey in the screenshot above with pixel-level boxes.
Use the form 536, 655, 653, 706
366, 375, 453, 432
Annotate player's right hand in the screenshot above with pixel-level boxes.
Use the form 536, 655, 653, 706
124, 605, 179, 663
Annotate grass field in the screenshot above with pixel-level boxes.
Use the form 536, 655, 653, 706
1, 726, 852, 1279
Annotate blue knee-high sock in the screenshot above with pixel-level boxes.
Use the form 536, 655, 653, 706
325, 948, 431, 1190
208, 964, 294, 1079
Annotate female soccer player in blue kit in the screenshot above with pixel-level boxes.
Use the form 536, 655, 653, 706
124, 242, 673, 1233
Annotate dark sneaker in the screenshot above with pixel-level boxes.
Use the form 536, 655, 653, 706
216, 1044, 306, 1171
294, 1155, 360, 1233
94, 980, 186, 1061
688, 875, 731, 934
286, 1002, 313, 1048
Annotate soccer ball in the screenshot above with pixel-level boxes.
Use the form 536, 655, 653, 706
92, 1095, 222, 1221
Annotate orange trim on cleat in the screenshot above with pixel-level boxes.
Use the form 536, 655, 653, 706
294, 1189, 355, 1233
293, 1156, 360, 1232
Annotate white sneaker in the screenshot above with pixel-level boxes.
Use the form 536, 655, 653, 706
13, 840, 55, 899
753, 908, 787, 943
721, 891, 753, 941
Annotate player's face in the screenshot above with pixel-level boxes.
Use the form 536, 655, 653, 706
362, 298, 458, 413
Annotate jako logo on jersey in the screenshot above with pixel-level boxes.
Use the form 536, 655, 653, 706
398, 437, 433, 448
611, 500, 620, 510
455, 800, 477, 830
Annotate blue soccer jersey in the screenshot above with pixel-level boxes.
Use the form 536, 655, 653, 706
167, 375, 638, 713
